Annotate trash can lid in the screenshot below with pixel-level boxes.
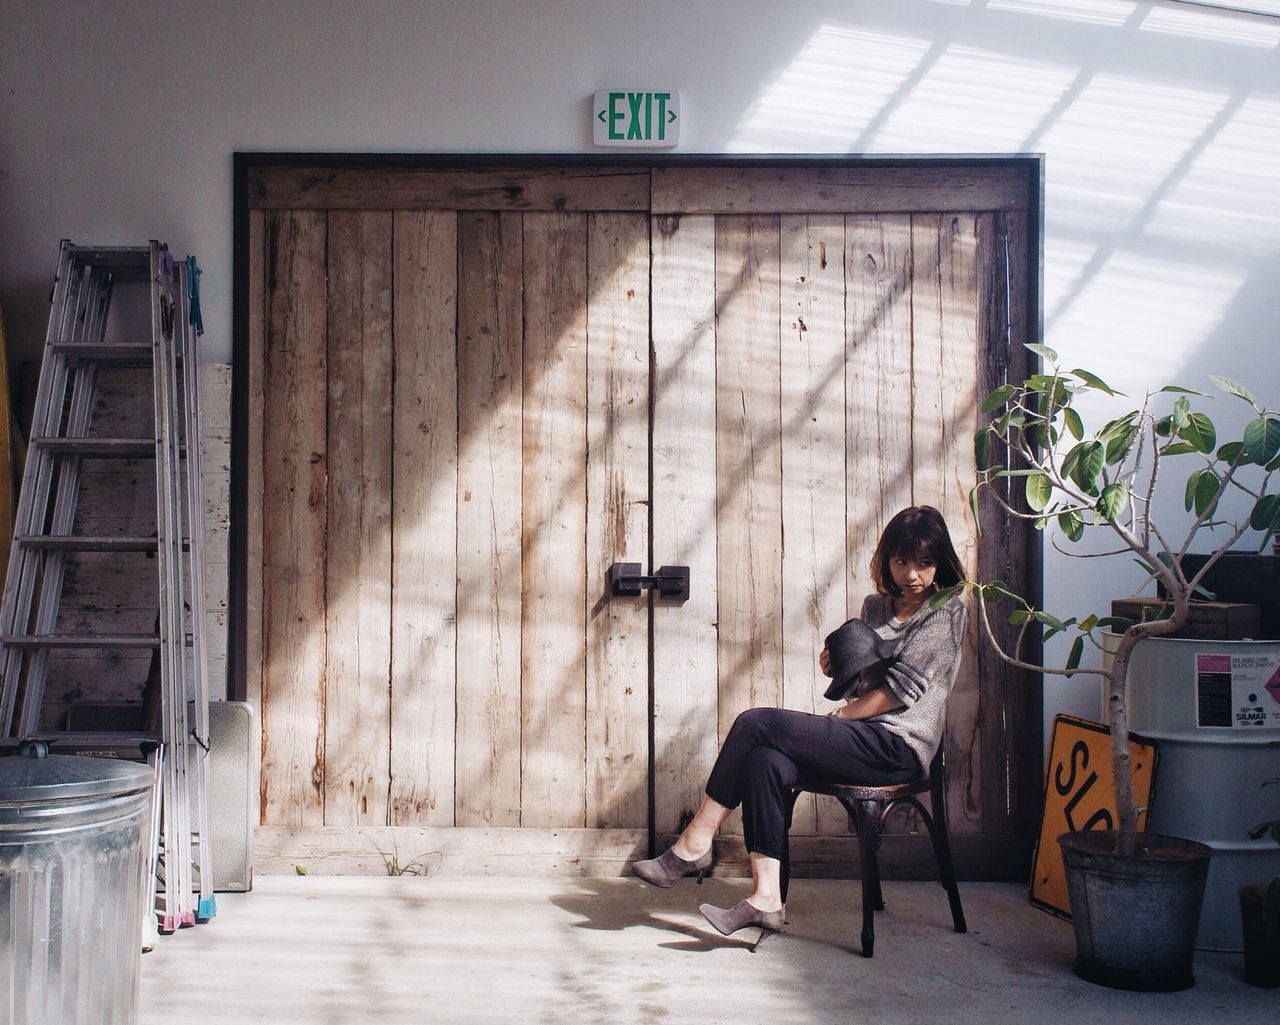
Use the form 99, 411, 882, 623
0, 739, 153, 802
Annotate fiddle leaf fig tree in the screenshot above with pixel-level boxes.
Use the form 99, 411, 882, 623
933, 343, 1280, 858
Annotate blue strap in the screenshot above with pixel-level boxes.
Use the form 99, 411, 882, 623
185, 255, 204, 336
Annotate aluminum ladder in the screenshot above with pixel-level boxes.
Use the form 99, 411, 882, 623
0, 241, 215, 930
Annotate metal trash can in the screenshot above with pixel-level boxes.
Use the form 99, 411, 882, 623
0, 739, 154, 1025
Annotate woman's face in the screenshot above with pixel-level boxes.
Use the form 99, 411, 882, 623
889, 550, 937, 597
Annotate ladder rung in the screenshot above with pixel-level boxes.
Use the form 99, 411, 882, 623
16, 535, 161, 552
50, 342, 154, 364
1, 633, 161, 649
65, 246, 152, 269
0, 732, 161, 759
32, 438, 157, 458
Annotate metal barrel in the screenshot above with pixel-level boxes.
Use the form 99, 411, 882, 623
0, 741, 153, 1025
1126, 637, 1280, 951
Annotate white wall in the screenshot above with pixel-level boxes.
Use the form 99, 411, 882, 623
3, 0, 1278, 735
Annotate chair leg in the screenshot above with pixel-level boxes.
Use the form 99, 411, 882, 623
926, 779, 967, 935
856, 799, 888, 958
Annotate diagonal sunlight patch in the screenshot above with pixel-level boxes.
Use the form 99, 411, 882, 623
873, 44, 1080, 151
1140, 2, 1280, 46
728, 24, 933, 152
1147, 94, 1280, 252
987, 0, 1138, 25
1039, 71, 1231, 233
1048, 243, 1245, 389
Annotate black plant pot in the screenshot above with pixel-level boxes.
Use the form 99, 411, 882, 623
1239, 883, 1280, 988
1059, 831, 1212, 992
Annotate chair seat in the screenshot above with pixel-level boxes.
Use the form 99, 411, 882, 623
798, 776, 931, 802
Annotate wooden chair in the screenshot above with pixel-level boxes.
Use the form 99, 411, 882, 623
780, 749, 967, 957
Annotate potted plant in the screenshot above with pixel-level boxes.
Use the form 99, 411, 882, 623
1242, 779, 1280, 987
932, 344, 1280, 991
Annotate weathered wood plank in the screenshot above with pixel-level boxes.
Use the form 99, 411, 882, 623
520, 212, 589, 828
653, 166, 1030, 216
715, 216, 784, 745
842, 216, 918, 837
650, 213, 719, 837
977, 211, 1037, 836
255, 826, 648, 877
200, 364, 232, 699
323, 211, 393, 826
246, 210, 266, 711
780, 215, 848, 835
261, 210, 328, 827
248, 166, 651, 212
911, 213, 983, 837
585, 212, 650, 830
390, 210, 459, 827
845, 217, 914, 613
455, 211, 524, 827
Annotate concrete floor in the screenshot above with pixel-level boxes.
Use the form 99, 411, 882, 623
139, 876, 1275, 1025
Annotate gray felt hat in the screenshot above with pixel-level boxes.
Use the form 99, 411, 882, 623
822, 618, 899, 702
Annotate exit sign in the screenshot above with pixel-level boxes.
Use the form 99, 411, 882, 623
593, 90, 681, 148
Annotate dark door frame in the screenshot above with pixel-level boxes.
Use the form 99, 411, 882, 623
230, 151, 1046, 863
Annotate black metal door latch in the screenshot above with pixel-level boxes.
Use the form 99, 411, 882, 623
608, 563, 690, 602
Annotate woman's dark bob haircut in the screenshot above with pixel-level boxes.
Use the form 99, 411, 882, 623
870, 505, 966, 597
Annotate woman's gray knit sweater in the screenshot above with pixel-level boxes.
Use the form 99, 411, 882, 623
855, 592, 966, 773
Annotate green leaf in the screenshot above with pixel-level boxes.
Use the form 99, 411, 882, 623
1179, 412, 1216, 454
1008, 609, 1033, 626
1035, 422, 1059, 451
1268, 452, 1280, 473
1244, 416, 1280, 466
1079, 614, 1099, 632
1104, 426, 1138, 466
1162, 441, 1198, 456
981, 581, 1019, 603
1058, 509, 1085, 542
1159, 385, 1209, 396
1170, 396, 1191, 432
1065, 635, 1085, 676
1026, 472, 1052, 512
1096, 482, 1127, 521
1062, 406, 1084, 441
1194, 469, 1221, 517
1251, 494, 1280, 532
1096, 616, 1134, 631
1097, 412, 1139, 442
1070, 441, 1104, 495
1071, 369, 1117, 396
1184, 469, 1202, 513
980, 384, 1017, 414
1217, 441, 1245, 463
928, 583, 966, 609
1025, 342, 1059, 364
1154, 415, 1173, 438
975, 429, 991, 472
1210, 375, 1256, 406
1034, 610, 1065, 631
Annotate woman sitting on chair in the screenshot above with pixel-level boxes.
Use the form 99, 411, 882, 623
632, 505, 967, 938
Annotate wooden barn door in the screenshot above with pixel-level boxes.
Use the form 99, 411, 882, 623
240, 161, 1035, 874
647, 168, 1033, 874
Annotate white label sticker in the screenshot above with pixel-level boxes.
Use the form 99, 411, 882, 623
1196, 652, 1280, 728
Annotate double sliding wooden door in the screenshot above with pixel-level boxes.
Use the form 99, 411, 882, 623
238, 160, 1038, 876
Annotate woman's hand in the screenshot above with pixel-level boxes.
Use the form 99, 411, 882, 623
819, 646, 832, 677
